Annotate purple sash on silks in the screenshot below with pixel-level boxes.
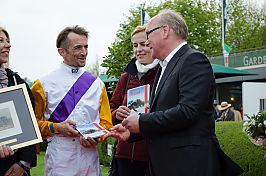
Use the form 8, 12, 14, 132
49, 72, 97, 122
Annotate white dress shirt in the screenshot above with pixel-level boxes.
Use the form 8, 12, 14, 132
155, 42, 187, 94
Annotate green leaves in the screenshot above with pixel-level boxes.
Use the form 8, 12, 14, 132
244, 110, 266, 139
102, 0, 266, 77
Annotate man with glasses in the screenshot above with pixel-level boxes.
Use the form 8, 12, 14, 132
145, 25, 164, 40
106, 9, 243, 176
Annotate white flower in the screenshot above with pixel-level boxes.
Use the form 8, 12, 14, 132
244, 110, 266, 138
251, 119, 256, 125
243, 121, 249, 127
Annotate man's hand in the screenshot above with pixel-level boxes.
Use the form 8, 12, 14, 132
4, 163, 25, 176
104, 124, 130, 141
0, 145, 14, 158
56, 119, 79, 137
122, 113, 140, 133
115, 106, 130, 121
79, 136, 99, 148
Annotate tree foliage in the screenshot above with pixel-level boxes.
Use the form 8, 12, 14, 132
226, 0, 266, 52
102, 0, 266, 77
101, 7, 142, 77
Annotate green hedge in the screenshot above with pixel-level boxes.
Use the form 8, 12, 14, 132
39, 122, 265, 175
97, 137, 116, 166
215, 121, 266, 176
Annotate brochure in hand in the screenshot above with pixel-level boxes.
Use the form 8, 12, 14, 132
127, 84, 150, 114
75, 122, 109, 139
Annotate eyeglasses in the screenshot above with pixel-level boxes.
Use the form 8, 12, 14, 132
146, 26, 164, 40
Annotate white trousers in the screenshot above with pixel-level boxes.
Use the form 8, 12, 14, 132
44, 136, 100, 176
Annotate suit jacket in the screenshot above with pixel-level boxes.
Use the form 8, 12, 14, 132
221, 108, 235, 121
0, 68, 37, 176
139, 44, 243, 176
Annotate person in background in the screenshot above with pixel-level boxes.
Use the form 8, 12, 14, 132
213, 100, 221, 120
239, 104, 244, 120
106, 9, 244, 176
110, 25, 159, 176
0, 26, 37, 176
233, 108, 242, 121
217, 101, 234, 121
31, 25, 112, 176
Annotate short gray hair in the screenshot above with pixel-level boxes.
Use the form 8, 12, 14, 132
158, 9, 188, 40
56, 25, 88, 49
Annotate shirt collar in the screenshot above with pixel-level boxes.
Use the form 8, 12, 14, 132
61, 62, 84, 74
159, 41, 187, 68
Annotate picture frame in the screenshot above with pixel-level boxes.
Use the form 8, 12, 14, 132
0, 84, 42, 150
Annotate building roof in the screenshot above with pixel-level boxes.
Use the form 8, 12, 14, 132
99, 74, 118, 83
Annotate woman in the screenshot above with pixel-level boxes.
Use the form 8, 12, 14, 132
110, 26, 159, 176
0, 26, 37, 176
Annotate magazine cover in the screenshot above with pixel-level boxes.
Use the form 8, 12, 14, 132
76, 122, 109, 139
127, 84, 150, 114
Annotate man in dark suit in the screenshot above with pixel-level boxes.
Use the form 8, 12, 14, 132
217, 101, 235, 121
106, 9, 243, 176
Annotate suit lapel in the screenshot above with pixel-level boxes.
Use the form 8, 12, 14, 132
150, 66, 161, 106
150, 44, 190, 109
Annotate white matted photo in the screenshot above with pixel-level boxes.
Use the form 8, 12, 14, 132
0, 101, 22, 139
76, 122, 109, 139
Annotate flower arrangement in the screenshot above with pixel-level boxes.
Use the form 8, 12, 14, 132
243, 110, 266, 159
243, 110, 266, 139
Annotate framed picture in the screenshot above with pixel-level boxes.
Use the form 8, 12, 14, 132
0, 84, 42, 150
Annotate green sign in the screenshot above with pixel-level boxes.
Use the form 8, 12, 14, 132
209, 48, 266, 67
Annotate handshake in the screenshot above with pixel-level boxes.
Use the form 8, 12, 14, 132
104, 106, 141, 141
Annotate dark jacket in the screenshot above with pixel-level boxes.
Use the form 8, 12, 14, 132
138, 45, 243, 176
0, 68, 37, 176
110, 58, 159, 161
222, 108, 235, 121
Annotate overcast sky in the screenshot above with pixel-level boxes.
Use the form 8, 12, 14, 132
0, 0, 161, 81
0, 0, 264, 81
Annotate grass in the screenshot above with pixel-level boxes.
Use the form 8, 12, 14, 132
31, 152, 109, 176
31, 152, 44, 176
